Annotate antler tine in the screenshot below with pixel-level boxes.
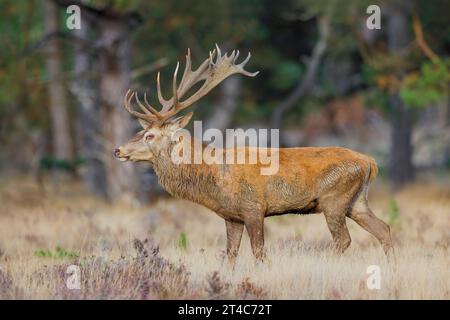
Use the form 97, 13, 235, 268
209, 50, 214, 65
135, 93, 163, 119
172, 45, 258, 112
124, 90, 140, 117
177, 49, 215, 97
157, 72, 171, 109
240, 51, 252, 66
215, 43, 222, 62
208, 48, 217, 66
233, 50, 240, 63
171, 62, 180, 111
143, 93, 161, 115
228, 50, 236, 62
124, 46, 258, 124
134, 93, 152, 115
123, 90, 158, 122
123, 89, 134, 114
237, 52, 259, 77
178, 48, 192, 91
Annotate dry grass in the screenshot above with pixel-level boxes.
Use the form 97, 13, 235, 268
0, 175, 449, 299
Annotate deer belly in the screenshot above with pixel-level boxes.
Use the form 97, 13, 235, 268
263, 176, 314, 215
266, 199, 319, 217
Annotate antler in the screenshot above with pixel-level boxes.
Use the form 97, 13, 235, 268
123, 45, 259, 124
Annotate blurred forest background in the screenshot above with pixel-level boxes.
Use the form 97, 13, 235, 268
1, 0, 449, 203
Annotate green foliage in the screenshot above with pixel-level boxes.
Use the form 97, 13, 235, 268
1, 0, 450, 165
87, 0, 140, 12
235, 102, 271, 124
178, 232, 188, 251
35, 246, 79, 259
364, 88, 390, 114
400, 59, 450, 108
0, 1, 45, 112
131, 0, 267, 120
35, 249, 52, 258
38, 155, 86, 172
361, 64, 378, 87
376, 164, 386, 179
387, 199, 400, 228
270, 60, 303, 91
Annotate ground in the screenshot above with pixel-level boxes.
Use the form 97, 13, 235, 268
0, 174, 449, 299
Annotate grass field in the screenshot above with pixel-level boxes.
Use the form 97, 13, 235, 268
0, 175, 449, 299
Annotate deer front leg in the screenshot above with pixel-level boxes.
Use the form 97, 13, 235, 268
225, 219, 244, 265
244, 215, 265, 261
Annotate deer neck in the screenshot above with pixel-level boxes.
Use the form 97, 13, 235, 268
150, 141, 221, 204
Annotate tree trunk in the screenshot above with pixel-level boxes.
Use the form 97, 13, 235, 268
387, 5, 415, 188
99, 18, 139, 202
388, 95, 415, 186
73, 21, 108, 198
204, 76, 242, 131
44, 0, 73, 162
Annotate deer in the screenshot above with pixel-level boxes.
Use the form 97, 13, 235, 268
114, 46, 394, 264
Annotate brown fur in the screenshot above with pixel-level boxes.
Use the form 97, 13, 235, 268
116, 119, 394, 264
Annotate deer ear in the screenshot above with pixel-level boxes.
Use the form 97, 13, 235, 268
168, 112, 193, 129
138, 118, 151, 129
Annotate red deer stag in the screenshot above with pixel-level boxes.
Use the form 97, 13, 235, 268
114, 46, 394, 263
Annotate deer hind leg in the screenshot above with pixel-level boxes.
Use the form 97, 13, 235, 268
323, 207, 352, 254
347, 185, 394, 260
225, 219, 244, 265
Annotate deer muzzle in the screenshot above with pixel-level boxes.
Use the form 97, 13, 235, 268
113, 148, 129, 161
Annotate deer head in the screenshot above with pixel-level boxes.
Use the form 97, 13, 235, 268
114, 45, 258, 163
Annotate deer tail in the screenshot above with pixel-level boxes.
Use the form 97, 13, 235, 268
367, 156, 379, 182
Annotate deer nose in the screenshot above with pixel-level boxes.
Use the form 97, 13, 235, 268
113, 148, 121, 158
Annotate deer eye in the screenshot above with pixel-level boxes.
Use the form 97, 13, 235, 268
144, 132, 155, 142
